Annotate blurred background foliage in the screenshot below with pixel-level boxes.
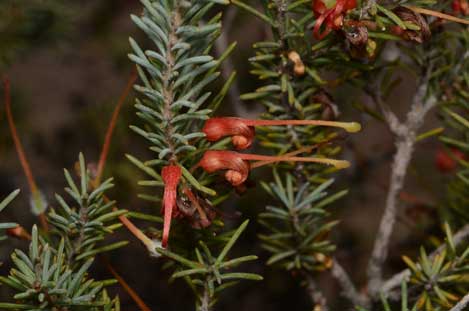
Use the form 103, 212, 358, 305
0, 0, 466, 310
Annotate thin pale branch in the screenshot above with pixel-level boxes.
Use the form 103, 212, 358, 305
304, 274, 329, 311
367, 70, 437, 295
199, 284, 211, 311
449, 292, 469, 311
331, 259, 370, 308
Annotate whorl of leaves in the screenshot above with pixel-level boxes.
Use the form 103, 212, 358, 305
258, 173, 346, 270
47, 154, 128, 266
401, 224, 469, 310
157, 220, 262, 307
0, 226, 120, 310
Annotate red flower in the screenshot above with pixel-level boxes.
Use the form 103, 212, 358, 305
198, 150, 350, 186
453, 0, 469, 15
312, 0, 357, 40
202, 117, 361, 149
161, 165, 182, 248
202, 117, 256, 149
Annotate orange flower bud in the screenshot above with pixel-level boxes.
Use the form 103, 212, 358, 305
198, 150, 251, 186
202, 117, 256, 149
161, 165, 182, 248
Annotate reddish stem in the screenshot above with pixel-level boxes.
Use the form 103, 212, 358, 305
95, 69, 138, 185
3, 77, 48, 231
106, 261, 152, 311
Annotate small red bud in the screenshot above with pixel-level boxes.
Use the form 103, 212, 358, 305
435, 149, 465, 173
198, 150, 250, 186
161, 165, 182, 248
202, 117, 256, 150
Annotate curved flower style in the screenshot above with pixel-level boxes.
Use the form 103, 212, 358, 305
202, 117, 361, 149
312, 0, 357, 40
198, 150, 351, 186
161, 165, 182, 248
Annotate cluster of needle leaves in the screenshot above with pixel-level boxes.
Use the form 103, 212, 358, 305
0, 155, 124, 310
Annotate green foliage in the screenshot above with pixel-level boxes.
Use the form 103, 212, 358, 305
259, 173, 345, 271
0, 155, 123, 310
357, 282, 417, 311
0, 226, 120, 310
128, 0, 231, 175
48, 153, 128, 266
0, 190, 20, 242
401, 224, 469, 310
157, 220, 262, 308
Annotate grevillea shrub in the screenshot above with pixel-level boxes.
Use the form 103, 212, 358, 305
0, 0, 468, 310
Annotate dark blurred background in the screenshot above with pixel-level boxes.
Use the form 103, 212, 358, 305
0, 1, 449, 310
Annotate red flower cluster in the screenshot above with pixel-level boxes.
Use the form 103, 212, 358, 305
160, 116, 359, 246
312, 0, 357, 39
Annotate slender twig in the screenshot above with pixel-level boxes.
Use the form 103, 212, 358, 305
199, 284, 211, 311
367, 69, 437, 296
449, 292, 469, 311
3, 76, 49, 231
95, 69, 137, 185
304, 273, 329, 311
331, 258, 370, 308
106, 260, 152, 311
381, 224, 469, 295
